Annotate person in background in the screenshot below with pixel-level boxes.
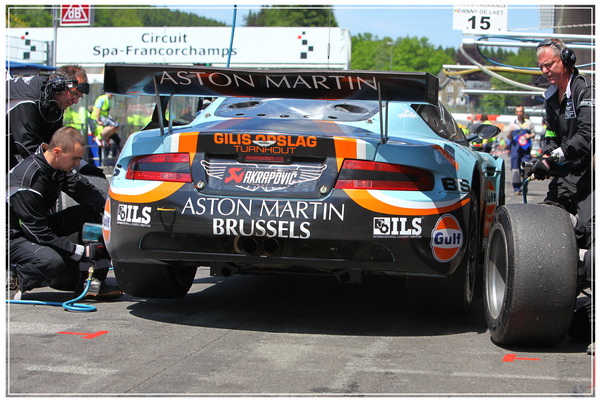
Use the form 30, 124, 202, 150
480, 114, 494, 153
507, 105, 535, 195
91, 93, 121, 166
91, 93, 120, 143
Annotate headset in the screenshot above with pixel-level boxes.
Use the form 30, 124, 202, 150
537, 39, 577, 69
39, 75, 77, 123
47, 75, 79, 93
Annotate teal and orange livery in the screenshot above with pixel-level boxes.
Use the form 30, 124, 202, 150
102, 64, 504, 308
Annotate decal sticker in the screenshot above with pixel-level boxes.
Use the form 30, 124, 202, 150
373, 217, 422, 238
181, 198, 345, 239
102, 198, 111, 245
182, 198, 345, 219
117, 204, 152, 227
442, 178, 470, 192
213, 133, 317, 154
431, 214, 463, 262
201, 161, 326, 192
213, 219, 311, 239
483, 182, 497, 237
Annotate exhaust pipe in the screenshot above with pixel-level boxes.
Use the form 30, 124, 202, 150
333, 270, 362, 284
233, 236, 286, 256
234, 236, 260, 255
263, 237, 282, 256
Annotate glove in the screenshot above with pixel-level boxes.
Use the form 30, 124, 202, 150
541, 145, 555, 156
529, 157, 555, 180
550, 147, 566, 163
82, 242, 109, 262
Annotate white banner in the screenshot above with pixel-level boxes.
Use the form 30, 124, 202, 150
8, 27, 351, 69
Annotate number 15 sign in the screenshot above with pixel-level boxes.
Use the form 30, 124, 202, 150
452, 4, 508, 33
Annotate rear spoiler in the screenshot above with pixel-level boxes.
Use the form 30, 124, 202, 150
104, 64, 438, 103
103, 64, 439, 142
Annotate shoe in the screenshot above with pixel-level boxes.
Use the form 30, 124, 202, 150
13, 290, 26, 300
569, 300, 593, 343
84, 280, 123, 301
587, 343, 594, 355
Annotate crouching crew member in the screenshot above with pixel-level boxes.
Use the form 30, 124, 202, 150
8, 126, 122, 300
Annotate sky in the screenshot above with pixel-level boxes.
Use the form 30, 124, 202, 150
164, 2, 556, 49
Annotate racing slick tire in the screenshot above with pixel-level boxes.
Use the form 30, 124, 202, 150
114, 262, 197, 298
483, 204, 578, 346
407, 191, 480, 313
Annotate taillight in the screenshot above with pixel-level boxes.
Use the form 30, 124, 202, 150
125, 153, 192, 182
335, 160, 433, 191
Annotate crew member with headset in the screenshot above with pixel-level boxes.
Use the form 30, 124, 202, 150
7, 64, 102, 177
531, 37, 594, 348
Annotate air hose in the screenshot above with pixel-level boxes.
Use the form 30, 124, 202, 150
7, 268, 97, 312
522, 177, 531, 204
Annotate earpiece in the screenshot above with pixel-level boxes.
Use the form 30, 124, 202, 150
560, 47, 577, 68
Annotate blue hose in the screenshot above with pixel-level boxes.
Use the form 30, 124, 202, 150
7, 278, 97, 312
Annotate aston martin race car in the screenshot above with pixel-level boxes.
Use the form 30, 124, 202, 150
103, 64, 578, 345
102, 65, 579, 345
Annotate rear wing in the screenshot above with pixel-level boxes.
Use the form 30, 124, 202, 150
103, 64, 439, 142
104, 64, 438, 103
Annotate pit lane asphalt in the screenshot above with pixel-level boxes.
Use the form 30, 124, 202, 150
5, 157, 594, 397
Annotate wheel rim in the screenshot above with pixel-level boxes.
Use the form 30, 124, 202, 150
486, 226, 508, 319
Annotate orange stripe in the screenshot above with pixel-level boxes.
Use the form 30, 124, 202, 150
177, 131, 199, 160
431, 144, 459, 170
109, 182, 185, 203
343, 189, 470, 216
333, 137, 358, 170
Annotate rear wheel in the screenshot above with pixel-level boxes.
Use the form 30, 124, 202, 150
114, 262, 197, 298
484, 204, 578, 346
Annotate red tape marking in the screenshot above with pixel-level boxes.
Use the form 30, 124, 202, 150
57, 330, 109, 339
502, 353, 540, 362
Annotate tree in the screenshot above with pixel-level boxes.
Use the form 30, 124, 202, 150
6, 5, 53, 27
245, 5, 338, 27
478, 47, 539, 113
351, 34, 454, 74
5, 5, 226, 28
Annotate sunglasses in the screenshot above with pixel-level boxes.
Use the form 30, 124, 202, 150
536, 39, 562, 51
66, 81, 90, 95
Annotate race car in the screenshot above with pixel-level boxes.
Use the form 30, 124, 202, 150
102, 65, 578, 345
102, 64, 502, 304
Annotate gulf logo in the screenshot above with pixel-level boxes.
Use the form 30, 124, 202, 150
431, 214, 463, 262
